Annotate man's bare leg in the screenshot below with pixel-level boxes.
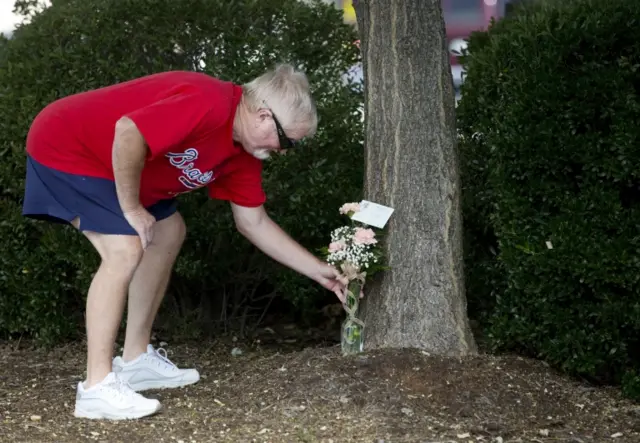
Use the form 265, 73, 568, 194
69, 217, 161, 420
111, 212, 199, 392
122, 212, 186, 361
71, 218, 145, 386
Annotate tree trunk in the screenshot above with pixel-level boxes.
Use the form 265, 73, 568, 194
353, 0, 476, 356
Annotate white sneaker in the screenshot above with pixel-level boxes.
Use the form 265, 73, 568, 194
112, 345, 200, 392
74, 372, 162, 420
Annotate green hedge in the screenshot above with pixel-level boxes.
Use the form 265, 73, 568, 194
0, 0, 363, 343
458, 0, 640, 398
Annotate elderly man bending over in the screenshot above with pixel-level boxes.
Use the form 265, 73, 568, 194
22, 64, 347, 420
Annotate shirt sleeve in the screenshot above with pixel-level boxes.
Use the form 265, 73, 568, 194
208, 151, 267, 207
124, 90, 219, 161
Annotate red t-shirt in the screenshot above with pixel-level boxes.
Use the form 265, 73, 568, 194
26, 71, 266, 208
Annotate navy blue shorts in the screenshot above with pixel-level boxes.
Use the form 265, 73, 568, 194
22, 155, 177, 235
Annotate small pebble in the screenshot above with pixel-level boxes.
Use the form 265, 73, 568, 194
231, 347, 243, 357
400, 407, 413, 417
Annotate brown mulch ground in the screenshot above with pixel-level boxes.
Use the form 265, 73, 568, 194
1, 334, 639, 443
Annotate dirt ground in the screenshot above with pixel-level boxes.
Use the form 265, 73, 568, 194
1, 333, 639, 443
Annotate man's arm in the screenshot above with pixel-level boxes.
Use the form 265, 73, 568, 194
112, 116, 148, 212
112, 116, 157, 248
231, 203, 347, 302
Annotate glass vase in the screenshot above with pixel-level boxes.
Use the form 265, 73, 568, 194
341, 280, 365, 355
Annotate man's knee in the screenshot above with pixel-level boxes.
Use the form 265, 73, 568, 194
86, 232, 144, 276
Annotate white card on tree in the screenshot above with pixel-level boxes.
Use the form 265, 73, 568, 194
351, 200, 394, 228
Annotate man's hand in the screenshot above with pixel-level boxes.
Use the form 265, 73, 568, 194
123, 206, 156, 249
312, 262, 349, 304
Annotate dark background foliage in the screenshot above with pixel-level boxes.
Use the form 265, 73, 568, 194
457, 0, 640, 399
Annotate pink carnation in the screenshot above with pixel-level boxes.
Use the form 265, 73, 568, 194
353, 227, 377, 245
339, 202, 361, 215
328, 240, 346, 253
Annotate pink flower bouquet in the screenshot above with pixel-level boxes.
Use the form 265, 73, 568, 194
321, 202, 388, 355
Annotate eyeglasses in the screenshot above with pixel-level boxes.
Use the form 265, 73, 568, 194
272, 113, 296, 150
264, 102, 296, 150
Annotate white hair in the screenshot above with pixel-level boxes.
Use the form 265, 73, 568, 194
242, 64, 317, 137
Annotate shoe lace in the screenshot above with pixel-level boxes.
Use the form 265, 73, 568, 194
101, 377, 139, 402
151, 347, 179, 371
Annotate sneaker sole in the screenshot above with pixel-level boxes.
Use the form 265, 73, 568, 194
74, 404, 162, 420
128, 377, 200, 392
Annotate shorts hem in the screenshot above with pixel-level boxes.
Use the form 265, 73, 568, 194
22, 211, 74, 225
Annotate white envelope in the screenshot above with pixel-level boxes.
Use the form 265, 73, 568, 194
351, 200, 394, 228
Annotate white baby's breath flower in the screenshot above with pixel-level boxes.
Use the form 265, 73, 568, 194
326, 224, 380, 270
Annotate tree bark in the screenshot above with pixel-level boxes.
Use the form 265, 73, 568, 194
353, 0, 476, 356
